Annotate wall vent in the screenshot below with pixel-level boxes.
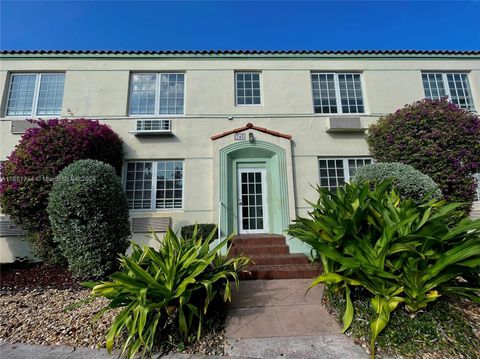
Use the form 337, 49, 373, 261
130, 119, 172, 136
131, 217, 170, 233
327, 117, 365, 132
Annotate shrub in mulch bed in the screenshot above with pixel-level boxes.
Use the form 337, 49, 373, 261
0, 262, 227, 356
324, 287, 480, 359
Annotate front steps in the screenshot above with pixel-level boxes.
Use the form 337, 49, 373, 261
230, 234, 322, 280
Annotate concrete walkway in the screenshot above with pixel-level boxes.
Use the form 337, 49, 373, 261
224, 279, 368, 358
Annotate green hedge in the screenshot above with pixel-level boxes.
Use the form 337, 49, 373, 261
353, 162, 441, 201
181, 224, 218, 240
47, 159, 131, 278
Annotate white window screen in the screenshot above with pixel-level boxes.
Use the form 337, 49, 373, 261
236, 72, 261, 105
159, 74, 185, 115
475, 173, 480, 202
318, 157, 372, 191
125, 160, 184, 210
312, 73, 364, 114
6, 73, 65, 116
155, 161, 184, 209
125, 162, 153, 210
422, 72, 474, 110
129, 73, 185, 115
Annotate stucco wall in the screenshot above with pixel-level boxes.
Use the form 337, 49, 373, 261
1, 55, 479, 261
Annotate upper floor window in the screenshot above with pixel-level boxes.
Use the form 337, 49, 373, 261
5, 73, 65, 116
311, 73, 365, 114
422, 72, 475, 111
235, 72, 261, 105
129, 73, 185, 115
125, 160, 184, 210
318, 157, 372, 191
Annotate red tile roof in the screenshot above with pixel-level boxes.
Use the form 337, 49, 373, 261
211, 123, 292, 140
1, 49, 479, 56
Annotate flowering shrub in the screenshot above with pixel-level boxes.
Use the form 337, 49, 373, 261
353, 162, 441, 201
367, 99, 480, 211
0, 119, 124, 263
48, 160, 131, 278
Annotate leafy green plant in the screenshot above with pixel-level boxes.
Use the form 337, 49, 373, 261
367, 98, 480, 211
326, 288, 479, 358
81, 226, 249, 358
353, 162, 441, 201
289, 181, 480, 358
181, 223, 217, 241
48, 160, 131, 279
0, 119, 124, 263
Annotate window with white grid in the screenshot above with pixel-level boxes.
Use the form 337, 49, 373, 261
125, 160, 184, 210
311, 73, 365, 114
318, 157, 373, 191
155, 161, 184, 209
474, 173, 480, 202
235, 72, 261, 105
129, 73, 185, 115
422, 72, 474, 110
5, 73, 65, 116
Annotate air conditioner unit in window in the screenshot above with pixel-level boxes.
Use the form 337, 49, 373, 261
129, 119, 173, 136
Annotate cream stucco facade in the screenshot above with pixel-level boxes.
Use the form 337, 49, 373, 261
1, 51, 479, 262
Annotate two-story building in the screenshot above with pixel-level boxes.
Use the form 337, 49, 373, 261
1, 50, 479, 262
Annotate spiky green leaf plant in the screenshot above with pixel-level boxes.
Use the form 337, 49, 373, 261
83, 226, 250, 358
288, 181, 480, 358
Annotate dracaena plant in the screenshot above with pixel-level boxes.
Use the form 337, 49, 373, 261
289, 180, 480, 358
78, 226, 250, 359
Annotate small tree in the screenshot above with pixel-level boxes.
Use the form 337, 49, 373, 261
47, 160, 131, 278
0, 119, 124, 263
367, 99, 480, 211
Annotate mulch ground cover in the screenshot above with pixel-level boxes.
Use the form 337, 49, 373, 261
0, 262, 226, 355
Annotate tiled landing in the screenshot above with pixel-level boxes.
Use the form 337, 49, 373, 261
225, 279, 340, 338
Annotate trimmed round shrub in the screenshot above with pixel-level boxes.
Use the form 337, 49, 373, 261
353, 162, 441, 201
47, 159, 131, 279
367, 99, 480, 210
0, 119, 124, 263
181, 223, 218, 240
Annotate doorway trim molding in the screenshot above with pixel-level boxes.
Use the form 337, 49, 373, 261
218, 140, 290, 238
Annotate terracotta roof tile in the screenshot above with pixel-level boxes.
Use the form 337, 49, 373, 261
211, 123, 292, 140
1, 49, 479, 56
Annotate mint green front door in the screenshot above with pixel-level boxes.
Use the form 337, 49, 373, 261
218, 141, 290, 238
237, 167, 269, 234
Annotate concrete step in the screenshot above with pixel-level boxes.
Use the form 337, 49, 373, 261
230, 244, 290, 256
232, 234, 286, 246
241, 263, 322, 280
250, 253, 310, 265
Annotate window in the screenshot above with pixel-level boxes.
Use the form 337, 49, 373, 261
318, 157, 372, 191
474, 173, 480, 202
5, 73, 65, 116
129, 73, 185, 115
311, 73, 365, 114
422, 72, 474, 110
235, 72, 261, 105
125, 160, 184, 210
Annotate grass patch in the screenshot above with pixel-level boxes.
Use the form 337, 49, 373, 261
325, 288, 480, 358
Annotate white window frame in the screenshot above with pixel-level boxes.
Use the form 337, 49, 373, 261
128, 72, 186, 117
474, 173, 480, 203
5, 73, 65, 117
311, 72, 366, 115
235, 71, 263, 107
422, 72, 475, 111
318, 157, 373, 191
124, 160, 185, 211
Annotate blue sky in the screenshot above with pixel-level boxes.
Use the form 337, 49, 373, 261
1, 1, 479, 51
